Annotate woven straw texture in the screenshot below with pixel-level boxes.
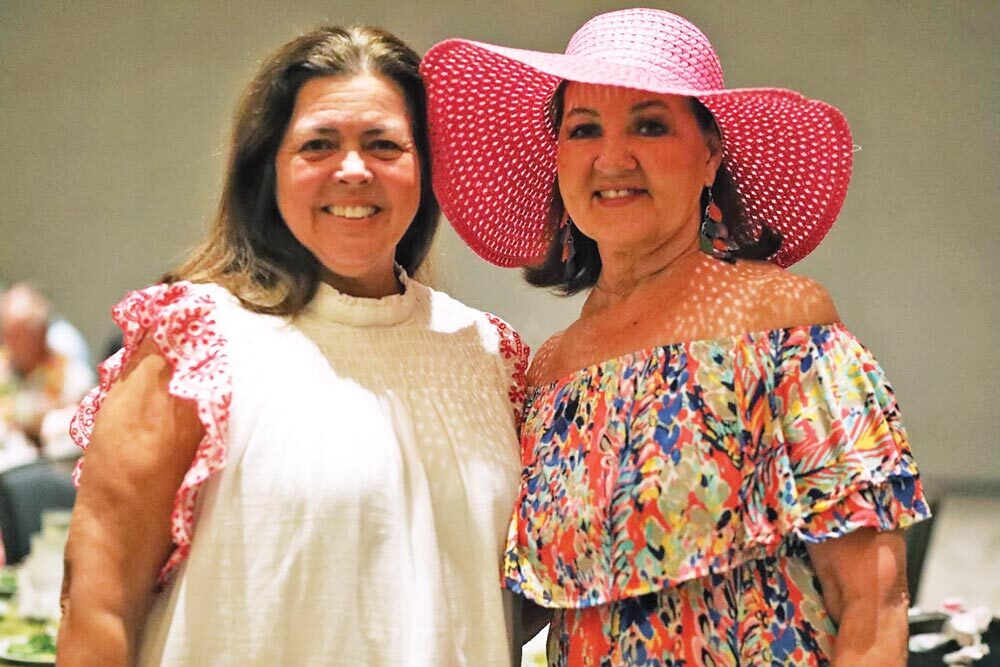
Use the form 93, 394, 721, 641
421, 8, 854, 267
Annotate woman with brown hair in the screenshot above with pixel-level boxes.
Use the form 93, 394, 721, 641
58, 25, 527, 666
423, 8, 929, 665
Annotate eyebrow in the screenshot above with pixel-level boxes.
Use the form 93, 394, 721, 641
631, 100, 669, 114
307, 126, 394, 137
564, 99, 671, 119
564, 107, 598, 119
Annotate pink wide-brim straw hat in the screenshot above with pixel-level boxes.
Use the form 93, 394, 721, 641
421, 8, 854, 268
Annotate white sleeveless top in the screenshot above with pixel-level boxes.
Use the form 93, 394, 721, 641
70, 274, 528, 666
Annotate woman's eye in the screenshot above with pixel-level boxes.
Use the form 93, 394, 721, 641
299, 138, 334, 152
368, 139, 404, 155
635, 119, 668, 137
566, 123, 601, 139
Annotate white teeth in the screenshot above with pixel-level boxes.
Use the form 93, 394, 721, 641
327, 205, 379, 219
597, 189, 639, 200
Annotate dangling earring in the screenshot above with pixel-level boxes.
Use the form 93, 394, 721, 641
560, 209, 577, 278
699, 188, 737, 263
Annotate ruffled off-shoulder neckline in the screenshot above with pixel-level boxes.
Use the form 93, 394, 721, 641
528, 321, 846, 396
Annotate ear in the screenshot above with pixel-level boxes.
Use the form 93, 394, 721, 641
703, 131, 724, 187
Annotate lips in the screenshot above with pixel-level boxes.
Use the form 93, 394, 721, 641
321, 204, 382, 219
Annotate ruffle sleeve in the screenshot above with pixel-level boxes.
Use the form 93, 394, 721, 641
775, 325, 930, 542
69, 281, 231, 585
485, 313, 530, 428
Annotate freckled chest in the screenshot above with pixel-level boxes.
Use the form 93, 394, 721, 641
533, 263, 777, 385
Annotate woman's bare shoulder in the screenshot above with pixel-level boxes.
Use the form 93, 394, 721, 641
526, 331, 567, 387
635, 257, 838, 341
91, 338, 204, 454
524, 259, 839, 387
729, 260, 840, 330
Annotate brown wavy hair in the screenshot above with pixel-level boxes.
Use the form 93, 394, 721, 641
525, 83, 780, 295
168, 25, 439, 314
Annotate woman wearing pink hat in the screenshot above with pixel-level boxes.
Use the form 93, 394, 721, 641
422, 8, 929, 666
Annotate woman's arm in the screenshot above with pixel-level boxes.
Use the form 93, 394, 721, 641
806, 528, 909, 667
57, 340, 203, 666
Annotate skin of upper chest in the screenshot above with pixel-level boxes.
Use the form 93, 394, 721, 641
528, 256, 838, 388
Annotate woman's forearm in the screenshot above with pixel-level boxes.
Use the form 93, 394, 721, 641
57, 515, 146, 666
831, 597, 908, 667
807, 529, 910, 667
58, 605, 130, 666
55, 345, 204, 666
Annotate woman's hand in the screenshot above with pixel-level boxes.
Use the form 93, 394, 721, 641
807, 528, 909, 666
57, 339, 203, 666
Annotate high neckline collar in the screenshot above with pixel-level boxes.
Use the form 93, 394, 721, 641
300, 269, 417, 327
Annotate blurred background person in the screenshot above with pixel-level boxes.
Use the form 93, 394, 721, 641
0, 280, 94, 369
0, 284, 94, 465
47, 313, 93, 371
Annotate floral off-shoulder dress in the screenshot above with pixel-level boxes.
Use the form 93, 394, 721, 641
503, 323, 930, 666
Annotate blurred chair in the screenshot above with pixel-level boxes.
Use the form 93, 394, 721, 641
904, 497, 939, 602
0, 459, 76, 565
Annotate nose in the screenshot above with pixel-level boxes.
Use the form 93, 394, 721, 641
593, 138, 638, 175
335, 150, 372, 184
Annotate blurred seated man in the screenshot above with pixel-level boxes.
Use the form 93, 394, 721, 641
0, 284, 94, 464
47, 316, 93, 369
0, 281, 91, 368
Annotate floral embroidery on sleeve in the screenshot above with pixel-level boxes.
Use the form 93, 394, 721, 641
70, 281, 231, 585
485, 313, 529, 428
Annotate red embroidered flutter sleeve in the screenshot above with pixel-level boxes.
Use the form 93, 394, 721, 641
69, 281, 231, 584
485, 313, 530, 429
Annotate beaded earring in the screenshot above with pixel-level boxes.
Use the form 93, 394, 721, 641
699, 188, 738, 263
560, 209, 577, 278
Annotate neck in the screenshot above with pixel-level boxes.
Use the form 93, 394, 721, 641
594, 229, 702, 299
319, 264, 402, 299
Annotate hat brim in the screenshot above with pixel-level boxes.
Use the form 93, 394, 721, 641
422, 38, 853, 267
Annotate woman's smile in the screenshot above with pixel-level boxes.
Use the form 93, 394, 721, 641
557, 83, 720, 252
594, 188, 648, 206
321, 203, 383, 220
274, 72, 421, 291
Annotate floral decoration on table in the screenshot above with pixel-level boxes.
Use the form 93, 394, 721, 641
0, 630, 57, 664
0, 570, 16, 598
909, 598, 994, 665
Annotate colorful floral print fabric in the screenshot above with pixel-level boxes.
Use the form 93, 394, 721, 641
503, 323, 929, 665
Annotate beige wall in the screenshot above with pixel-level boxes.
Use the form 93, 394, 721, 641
1, 1, 996, 483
